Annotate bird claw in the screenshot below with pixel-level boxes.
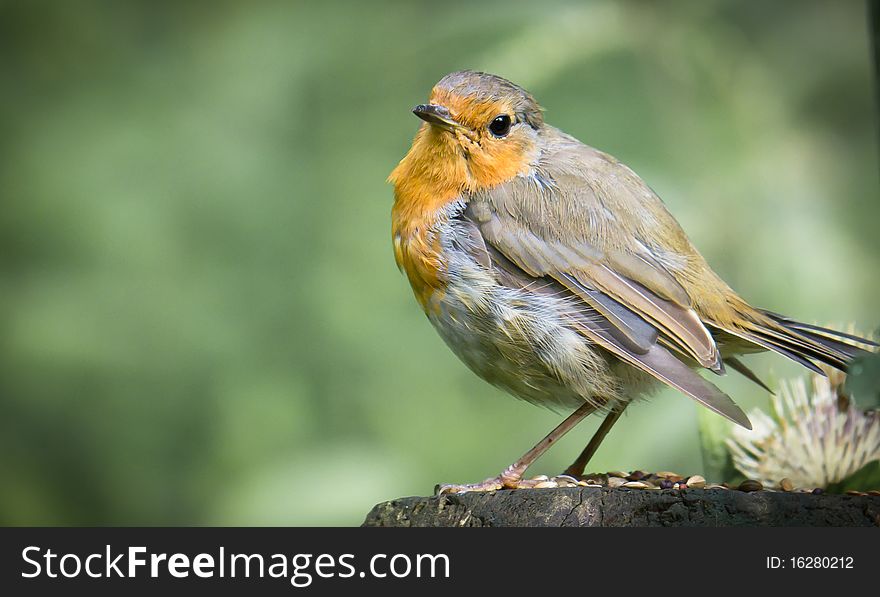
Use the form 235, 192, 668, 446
436, 477, 505, 495
436, 473, 580, 494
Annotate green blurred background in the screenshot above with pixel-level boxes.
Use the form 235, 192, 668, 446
0, 0, 877, 525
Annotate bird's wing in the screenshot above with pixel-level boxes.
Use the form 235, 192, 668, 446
459, 197, 751, 429
466, 151, 724, 373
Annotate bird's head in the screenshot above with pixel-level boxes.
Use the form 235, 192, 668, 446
390, 71, 544, 201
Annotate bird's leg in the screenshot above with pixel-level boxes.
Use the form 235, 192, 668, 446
437, 401, 596, 494
563, 402, 628, 477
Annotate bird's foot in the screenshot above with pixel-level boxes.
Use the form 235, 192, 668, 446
435, 473, 582, 495
435, 477, 504, 495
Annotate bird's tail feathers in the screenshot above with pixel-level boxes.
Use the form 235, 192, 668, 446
717, 310, 876, 375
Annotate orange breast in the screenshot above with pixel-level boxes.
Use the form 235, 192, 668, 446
389, 126, 469, 310
392, 224, 445, 309
389, 99, 535, 310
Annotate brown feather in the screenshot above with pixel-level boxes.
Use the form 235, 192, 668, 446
759, 313, 879, 347
569, 318, 751, 429
581, 264, 722, 371
724, 356, 774, 394
553, 272, 658, 354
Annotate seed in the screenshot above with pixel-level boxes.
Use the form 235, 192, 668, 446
627, 470, 647, 481
706, 484, 728, 490
608, 471, 628, 478
845, 490, 865, 496
779, 478, 794, 492
660, 480, 674, 489
530, 474, 550, 482
868, 490, 880, 496
812, 487, 824, 495
553, 474, 578, 483
533, 481, 558, 489
621, 481, 654, 489
738, 479, 763, 492
608, 477, 627, 488
655, 471, 680, 479
685, 475, 706, 489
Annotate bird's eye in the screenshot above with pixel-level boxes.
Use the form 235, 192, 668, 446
488, 114, 512, 137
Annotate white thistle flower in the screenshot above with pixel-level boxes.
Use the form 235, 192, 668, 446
727, 373, 880, 488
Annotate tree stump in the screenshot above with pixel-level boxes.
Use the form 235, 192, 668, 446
363, 487, 880, 527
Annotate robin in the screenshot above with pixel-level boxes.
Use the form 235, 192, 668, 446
389, 70, 876, 493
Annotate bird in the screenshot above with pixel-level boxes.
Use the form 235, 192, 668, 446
388, 70, 876, 493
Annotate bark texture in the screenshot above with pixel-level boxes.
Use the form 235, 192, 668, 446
363, 487, 880, 527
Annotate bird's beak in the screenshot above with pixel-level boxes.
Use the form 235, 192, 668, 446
412, 104, 460, 130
